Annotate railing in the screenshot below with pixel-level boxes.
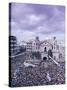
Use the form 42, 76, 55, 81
9, 52, 26, 58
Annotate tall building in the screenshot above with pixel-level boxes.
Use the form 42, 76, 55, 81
26, 41, 32, 52
26, 36, 40, 52
9, 36, 18, 56
32, 36, 40, 52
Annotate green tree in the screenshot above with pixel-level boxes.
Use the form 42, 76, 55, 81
32, 52, 41, 59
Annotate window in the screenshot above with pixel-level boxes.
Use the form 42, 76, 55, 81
44, 47, 47, 52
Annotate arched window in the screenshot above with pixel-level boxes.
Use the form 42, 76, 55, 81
44, 47, 47, 52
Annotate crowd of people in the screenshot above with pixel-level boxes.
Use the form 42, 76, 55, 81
10, 54, 65, 87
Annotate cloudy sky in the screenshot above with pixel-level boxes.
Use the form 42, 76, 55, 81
9, 3, 65, 43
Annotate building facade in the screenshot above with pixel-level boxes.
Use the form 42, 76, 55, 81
22, 36, 65, 62
9, 36, 19, 56
26, 42, 32, 52
26, 36, 40, 52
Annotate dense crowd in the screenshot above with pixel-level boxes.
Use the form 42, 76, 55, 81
10, 54, 65, 87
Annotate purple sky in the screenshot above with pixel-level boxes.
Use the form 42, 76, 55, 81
10, 3, 65, 43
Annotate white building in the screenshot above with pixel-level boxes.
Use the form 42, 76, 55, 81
26, 36, 40, 52
32, 36, 40, 52
26, 41, 32, 52
22, 36, 65, 62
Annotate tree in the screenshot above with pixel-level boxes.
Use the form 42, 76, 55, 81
19, 46, 26, 52
48, 49, 53, 58
32, 51, 41, 59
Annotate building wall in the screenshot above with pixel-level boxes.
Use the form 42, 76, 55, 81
9, 36, 18, 56
32, 40, 40, 52
26, 37, 40, 52
26, 42, 32, 52
40, 41, 52, 53
25, 36, 65, 62
53, 52, 59, 60
41, 52, 48, 60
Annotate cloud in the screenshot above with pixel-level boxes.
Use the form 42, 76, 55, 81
10, 3, 65, 42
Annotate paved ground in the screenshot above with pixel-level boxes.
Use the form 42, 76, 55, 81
10, 54, 65, 87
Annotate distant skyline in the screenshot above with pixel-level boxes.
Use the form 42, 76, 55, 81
9, 3, 65, 43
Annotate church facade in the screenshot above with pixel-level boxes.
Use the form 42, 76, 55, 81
24, 36, 65, 62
